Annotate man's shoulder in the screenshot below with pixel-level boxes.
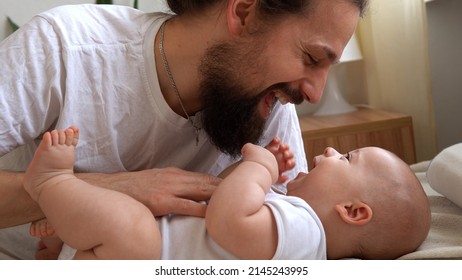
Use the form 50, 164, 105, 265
38, 4, 143, 20
35, 4, 163, 45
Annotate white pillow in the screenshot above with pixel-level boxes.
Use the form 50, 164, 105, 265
427, 143, 462, 208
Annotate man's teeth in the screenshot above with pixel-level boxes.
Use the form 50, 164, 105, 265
275, 92, 289, 105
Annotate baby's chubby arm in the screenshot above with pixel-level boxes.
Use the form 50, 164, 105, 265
206, 143, 280, 259
217, 137, 295, 182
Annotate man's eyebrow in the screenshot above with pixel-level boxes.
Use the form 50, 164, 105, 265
322, 45, 339, 63
301, 41, 339, 64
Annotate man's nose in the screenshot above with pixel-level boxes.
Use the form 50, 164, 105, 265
299, 68, 330, 104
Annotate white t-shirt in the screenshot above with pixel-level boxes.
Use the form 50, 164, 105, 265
0, 4, 308, 259
59, 190, 326, 260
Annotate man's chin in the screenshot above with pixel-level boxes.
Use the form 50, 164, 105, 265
205, 122, 265, 157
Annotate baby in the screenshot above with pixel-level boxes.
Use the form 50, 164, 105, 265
24, 126, 430, 259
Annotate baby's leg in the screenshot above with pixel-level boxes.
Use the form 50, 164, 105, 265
24, 127, 161, 259
35, 237, 64, 260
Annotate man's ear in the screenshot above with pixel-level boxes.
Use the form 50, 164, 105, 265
335, 202, 373, 226
226, 0, 256, 35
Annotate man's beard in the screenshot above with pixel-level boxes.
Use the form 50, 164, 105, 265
198, 40, 303, 157
198, 41, 269, 157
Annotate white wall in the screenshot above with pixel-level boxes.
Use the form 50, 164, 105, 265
426, 0, 462, 152
1, 0, 169, 41
295, 60, 366, 115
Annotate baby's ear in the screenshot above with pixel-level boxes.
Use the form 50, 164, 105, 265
335, 202, 372, 226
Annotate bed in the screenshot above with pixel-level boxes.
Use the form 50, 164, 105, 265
1, 143, 462, 260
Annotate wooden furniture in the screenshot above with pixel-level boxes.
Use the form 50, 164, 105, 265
298, 107, 416, 170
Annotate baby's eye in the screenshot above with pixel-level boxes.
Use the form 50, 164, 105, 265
344, 153, 351, 161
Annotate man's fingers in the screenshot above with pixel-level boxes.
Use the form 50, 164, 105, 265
159, 167, 222, 187
190, 171, 222, 187
168, 199, 208, 218
116, 167, 223, 217
185, 183, 217, 201
174, 171, 221, 200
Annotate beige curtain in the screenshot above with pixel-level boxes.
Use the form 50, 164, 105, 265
358, 0, 437, 161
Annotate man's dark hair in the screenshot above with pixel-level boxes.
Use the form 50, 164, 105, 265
166, 0, 369, 17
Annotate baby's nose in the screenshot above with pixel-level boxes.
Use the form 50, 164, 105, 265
323, 147, 340, 157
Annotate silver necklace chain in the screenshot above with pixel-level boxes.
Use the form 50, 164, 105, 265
159, 21, 201, 146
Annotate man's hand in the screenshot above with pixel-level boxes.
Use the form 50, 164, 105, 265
77, 167, 221, 217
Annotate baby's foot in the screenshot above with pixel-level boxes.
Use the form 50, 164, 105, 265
30, 218, 56, 238
24, 126, 79, 202
34, 238, 63, 260
241, 143, 279, 183
30, 218, 63, 260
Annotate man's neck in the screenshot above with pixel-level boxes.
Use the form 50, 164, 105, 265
154, 13, 228, 117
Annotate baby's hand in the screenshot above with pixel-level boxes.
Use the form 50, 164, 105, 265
265, 138, 295, 184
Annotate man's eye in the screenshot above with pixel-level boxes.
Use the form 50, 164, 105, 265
308, 55, 319, 66
303, 53, 319, 67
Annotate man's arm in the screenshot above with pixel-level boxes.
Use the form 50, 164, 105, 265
0, 168, 220, 229
0, 171, 43, 228
77, 168, 220, 217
